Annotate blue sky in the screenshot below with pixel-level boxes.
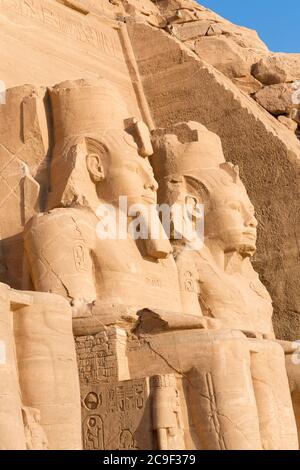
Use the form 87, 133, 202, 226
198, 1, 300, 53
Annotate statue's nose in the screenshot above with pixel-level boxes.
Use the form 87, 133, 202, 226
144, 180, 158, 192
246, 213, 258, 228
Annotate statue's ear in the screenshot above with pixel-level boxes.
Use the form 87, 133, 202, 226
183, 175, 210, 206
85, 138, 108, 183
86, 153, 105, 182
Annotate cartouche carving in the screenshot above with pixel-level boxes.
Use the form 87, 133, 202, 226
81, 378, 153, 450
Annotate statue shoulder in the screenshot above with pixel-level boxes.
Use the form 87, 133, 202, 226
24, 208, 97, 245
23, 208, 97, 300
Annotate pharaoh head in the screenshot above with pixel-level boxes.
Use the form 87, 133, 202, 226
47, 79, 157, 210
152, 122, 258, 257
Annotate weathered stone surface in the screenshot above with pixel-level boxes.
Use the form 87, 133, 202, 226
278, 115, 298, 132
81, 378, 153, 450
252, 54, 300, 85
291, 109, 300, 125
171, 20, 222, 41
0, 86, 47, 290
194, 36, 250, 78
155, 0, 268, 87
156, 0, 268, 52
232, 75, 263, 95
254, 83, 299, 116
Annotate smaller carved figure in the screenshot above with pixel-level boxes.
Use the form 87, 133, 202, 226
84, 415, 104, 450
151, 374, 185, 450
119, 429, 138, 450
22, 407, 49, 450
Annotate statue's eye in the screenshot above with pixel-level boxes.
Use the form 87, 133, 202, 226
166, 175, 183, 184
124, 163, 142, 176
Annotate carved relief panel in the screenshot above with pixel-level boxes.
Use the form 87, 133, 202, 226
81, 378, 153, 450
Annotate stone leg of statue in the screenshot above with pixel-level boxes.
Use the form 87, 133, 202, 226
13, 292, 82, 450
186, 333, 263, 450
133, 329, 299, 449
249, 339, 298, 450
287, 371, 300, 448
183, 333, 298, 450
281, 341, 300, 449
0, 283, 26, 450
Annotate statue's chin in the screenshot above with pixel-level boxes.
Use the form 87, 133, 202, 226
224, 240, 256, 257
225, 233, 257, 257
238, 243, 256, 258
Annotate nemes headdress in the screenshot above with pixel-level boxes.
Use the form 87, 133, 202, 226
47, 79, 153, 209
151, 121, 226, 179
151, 121, 242, 206
152, 121, 241, 178
50, 78, 129, 143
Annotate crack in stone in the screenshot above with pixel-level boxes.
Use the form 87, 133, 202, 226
143, 337, 185, 379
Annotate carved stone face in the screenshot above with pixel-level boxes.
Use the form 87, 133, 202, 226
92, 132, 158, 206
205, 181, 258, 256
161, 168, 257, 256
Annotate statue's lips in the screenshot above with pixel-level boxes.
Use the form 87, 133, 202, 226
243, 231, 257, 240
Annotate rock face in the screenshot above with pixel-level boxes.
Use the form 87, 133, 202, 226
0, 0, 300, 451
150, 0, 300, 137
254, 83, 299, 115
252, 54, 300, 85
193, 36, 251, 79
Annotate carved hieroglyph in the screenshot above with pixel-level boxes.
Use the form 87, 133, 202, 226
81, 378, 152, 450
